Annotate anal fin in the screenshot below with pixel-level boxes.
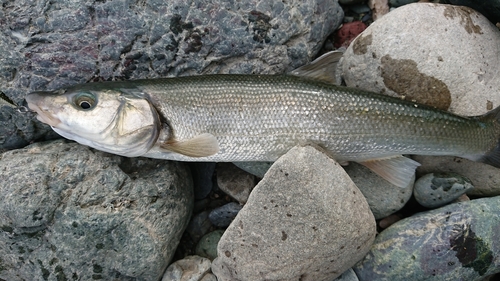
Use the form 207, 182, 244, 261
161, 133, 219, 158
359, 156, 421, 188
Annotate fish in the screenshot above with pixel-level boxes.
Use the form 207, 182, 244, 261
25, 51, 500, 188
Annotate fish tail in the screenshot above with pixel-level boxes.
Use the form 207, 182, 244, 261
478, 105, 500, 167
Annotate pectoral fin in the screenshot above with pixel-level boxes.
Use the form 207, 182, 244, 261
359, 156, 421, 188
290, 50, 344, 85
161, 133, 219, 157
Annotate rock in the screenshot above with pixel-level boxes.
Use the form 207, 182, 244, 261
447, 0, 500, 24
216, 163, 256, 204
344, 162, 413, 219
189, 162, 216, 200
341, 3, 500, 116
378, 213, 403, 229
162, 255, 213, 281
333, 21, 368, 48
414, 172, 474, 208
195, 230, 225, 260
334, 268, 359, 281
414, 155, 500, 197
0, 140, 193, 281
185, 210, 214, 244
340, 0, 366, 5
354, 197, 500, 281
369, 0, 390, 20
232, 161, 274, 178
209, 202, 243, 228
212, 146, 376, 281
0, 0, 343, 147
389, 0, 418, 8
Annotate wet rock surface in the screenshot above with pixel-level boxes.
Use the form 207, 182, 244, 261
212, 146, 376, 281
355, 197, 500, 281
0, 140, 193, 281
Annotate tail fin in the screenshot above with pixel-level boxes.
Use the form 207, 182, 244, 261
478, 106, 500, 167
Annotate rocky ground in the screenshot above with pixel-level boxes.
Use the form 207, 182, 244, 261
1, 0, 500, 280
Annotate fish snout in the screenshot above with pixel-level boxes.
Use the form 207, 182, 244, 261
26, 91, 63, 127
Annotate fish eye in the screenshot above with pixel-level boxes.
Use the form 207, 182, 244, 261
73, 93, 97, 110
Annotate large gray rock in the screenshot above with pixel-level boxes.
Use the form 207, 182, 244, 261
341, 3, 500, 116
0, 0, 343, 149
0, 140, 193, 281
212, 146, 376, 281
354, 197, 500, 281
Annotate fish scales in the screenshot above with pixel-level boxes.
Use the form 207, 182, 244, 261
124, 74, 498, 162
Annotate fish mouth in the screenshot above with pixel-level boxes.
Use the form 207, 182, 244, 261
26, 93, 62, 127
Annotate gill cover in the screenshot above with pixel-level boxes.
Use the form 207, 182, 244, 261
46, 89, 160, 157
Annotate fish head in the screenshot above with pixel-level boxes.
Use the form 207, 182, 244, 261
26, 87, 161, 157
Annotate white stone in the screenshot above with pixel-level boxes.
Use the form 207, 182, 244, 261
341, 3, 500, 116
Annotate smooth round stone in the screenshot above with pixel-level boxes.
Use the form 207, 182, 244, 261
185, 211, 213, 244
414, 172, 474, 208
189, 162, 216, 200
208, 202, 243, 228
195, 230, 225, 260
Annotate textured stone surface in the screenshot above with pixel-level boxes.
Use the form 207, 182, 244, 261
162, 255, 213, 281
344, 162, 413, 219
414, 156, 500, 197
212, 146, 376, 281
448, 0, 500, 24
341, 3, 500, 116
0, 0, 343, 149
334, 268, 359, 281
354, 197, 500, 281
0, 140, 193, 281
414, 172, 474, 208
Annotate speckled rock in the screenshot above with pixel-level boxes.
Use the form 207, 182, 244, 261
216, 163, 256, 204
162, 255, 214, 281
195, 230, 225, 260
0, 140, 193, 281
414, 156, 500, 197
344, 162, 413, 219
209, 202, 243, 228
354, 197, 500, 281
0, 0, 343, 149
341, 3, 500, 116
414, 172, 474, 208
212, 146, 376, 281
185, 210, 214, 244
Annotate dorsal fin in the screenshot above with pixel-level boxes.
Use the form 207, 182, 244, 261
359, 155, 420, 188
160, 133, 219, 157
289, 50, 344, 85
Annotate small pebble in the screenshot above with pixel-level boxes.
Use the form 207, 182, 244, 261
414, 172, 474, 208
195, 230, 225, 260
185, 211, 213, 243
216, 163, 255, 204
334, 21, 367, 48
162, 255, 213, 281
208, 202, 243, 228
378, 213, 403, 229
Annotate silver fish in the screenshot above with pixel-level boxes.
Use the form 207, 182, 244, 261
25, 52, 500, 187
